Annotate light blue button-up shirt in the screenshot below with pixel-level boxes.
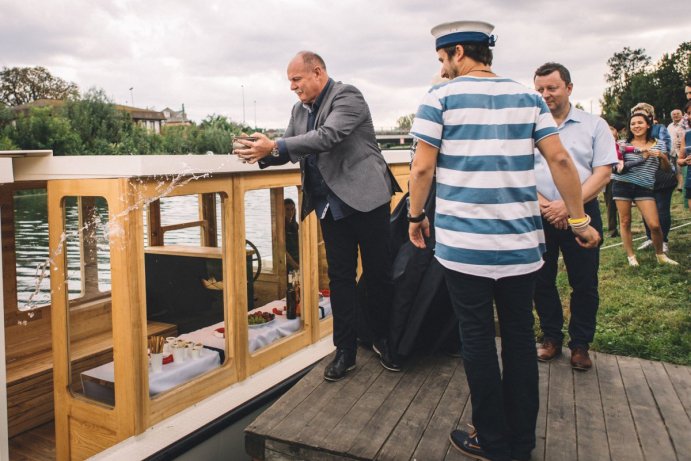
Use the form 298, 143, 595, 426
534, 105, 617, 201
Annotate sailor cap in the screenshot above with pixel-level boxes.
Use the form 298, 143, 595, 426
431, 20, 496, 50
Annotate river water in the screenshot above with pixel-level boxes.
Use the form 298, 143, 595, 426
13, 188, 298, 311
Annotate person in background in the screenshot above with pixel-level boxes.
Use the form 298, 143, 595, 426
532, 62, 617, 371
678, 120, 691, 209
610, 112, 678, 266
234, 51, 402, 381
668, 109, 685, 190
284, 198, 300, 271
408, 21, 600, 461
604, 125, 621, 236
630, 103, 676, 253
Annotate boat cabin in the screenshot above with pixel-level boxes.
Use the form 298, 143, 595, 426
0, 150, 409, 460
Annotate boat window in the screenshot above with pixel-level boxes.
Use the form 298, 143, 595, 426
62, 196, 116, 406
245, 186, 305, 352
63, 196, 112, 305
13, 188, 50, 311
143, 191, 227, 399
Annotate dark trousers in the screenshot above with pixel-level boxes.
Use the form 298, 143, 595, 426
603, 182, 618, 233
319, 203, 392, 353
445, 269, 538, 461
643, 187, 674, 243
534, 199, 602, 349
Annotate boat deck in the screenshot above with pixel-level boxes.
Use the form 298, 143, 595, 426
245, 344, 691, 460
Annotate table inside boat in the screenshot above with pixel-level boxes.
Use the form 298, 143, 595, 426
178, 296, 332, 354
80, 347, 221, 405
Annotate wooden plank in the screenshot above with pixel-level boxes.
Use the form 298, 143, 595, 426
573, 351, 609, 461
144, 245, 222, 259
410, 358, 468, 460
346, 355, 434, 459
544, 352, 577, 461
324, 354, 407, 454
533, 359, 550, 461
245, 352, 334, 459
641, 360, 691, 459
596, 353, 643, 461
295, 352, 383, 448
378, 356, 455, 460
269, 353, 378, 442
264, 438, 355, 461
443, 380, 474, 461
618, 356, 676, 460
663, 362, 691, 419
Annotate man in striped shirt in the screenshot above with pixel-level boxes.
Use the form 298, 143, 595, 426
408, 21, 600, 461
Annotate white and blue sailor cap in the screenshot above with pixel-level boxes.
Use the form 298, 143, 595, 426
431, 20, 496, 50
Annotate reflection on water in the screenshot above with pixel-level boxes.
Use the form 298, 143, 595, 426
14, 189, 298, 311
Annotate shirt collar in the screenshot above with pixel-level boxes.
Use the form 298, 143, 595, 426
303, 78, 333, 113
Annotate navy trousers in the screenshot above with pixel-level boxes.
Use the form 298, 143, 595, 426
445, 269, 539, 461
534, 199, 602, 349
319, 203, 392, 353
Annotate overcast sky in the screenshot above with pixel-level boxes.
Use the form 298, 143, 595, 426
1, 0, 689, 129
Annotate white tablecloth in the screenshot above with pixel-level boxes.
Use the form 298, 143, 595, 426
178, 296, 332, 353
81, 347, 221, 402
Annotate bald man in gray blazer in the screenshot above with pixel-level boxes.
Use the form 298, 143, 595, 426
236, 51, 401, 381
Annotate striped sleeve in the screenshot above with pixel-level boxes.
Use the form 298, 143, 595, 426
533, 96, 558, 143
410, 90, 443, 148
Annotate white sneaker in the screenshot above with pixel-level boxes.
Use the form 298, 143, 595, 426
657, 254, 679, 266
637, 239, 653, 250
662, 242, 669, 253
627, 255, 639, 267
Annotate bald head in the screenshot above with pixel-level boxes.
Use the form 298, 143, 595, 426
287, 51, 329, 104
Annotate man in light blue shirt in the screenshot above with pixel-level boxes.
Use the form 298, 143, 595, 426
532, 62, 617, 371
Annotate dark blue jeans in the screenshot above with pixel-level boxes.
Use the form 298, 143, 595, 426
319, 203, 392, 353
534, 199, 602, 349
445, 269, 538, 461
643, 187, 674, 243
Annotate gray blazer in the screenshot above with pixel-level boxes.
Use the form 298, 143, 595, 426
274, 80, 401, 220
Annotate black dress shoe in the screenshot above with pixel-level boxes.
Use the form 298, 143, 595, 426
324, 349, 356, 382
373, 339, 402, 372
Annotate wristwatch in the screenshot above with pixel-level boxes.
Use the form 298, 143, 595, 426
407, 210, 426, 223
270, 140, 280, 157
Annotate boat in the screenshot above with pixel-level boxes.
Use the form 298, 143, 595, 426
0, 149, 410, 460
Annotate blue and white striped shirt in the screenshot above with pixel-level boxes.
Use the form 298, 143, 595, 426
611, 139, 664, 190
410, 76, 558, 279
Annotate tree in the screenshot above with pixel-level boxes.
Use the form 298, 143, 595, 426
8, 106, 81, 155
396, 113, 415, 132
0, 66, 79, 106
601, 47, 652, 126
63, 88, 130, 154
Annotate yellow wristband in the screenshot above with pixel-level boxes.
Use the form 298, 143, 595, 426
567, 216, 588, 225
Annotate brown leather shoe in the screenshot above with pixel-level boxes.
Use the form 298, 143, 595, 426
570, 347, 592, 371
537, 338, 562, 362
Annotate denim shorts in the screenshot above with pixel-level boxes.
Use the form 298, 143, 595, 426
611, 180, 654, 201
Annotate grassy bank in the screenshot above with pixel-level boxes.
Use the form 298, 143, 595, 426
548, 189, 690, 365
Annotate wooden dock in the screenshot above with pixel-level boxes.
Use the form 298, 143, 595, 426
245, 345, 691, 460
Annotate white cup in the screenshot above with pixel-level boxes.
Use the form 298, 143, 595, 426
150, 353, 163, 373
191, 345, 202, 359
172, 345, 186, 363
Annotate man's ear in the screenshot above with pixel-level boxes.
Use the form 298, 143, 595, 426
455, 44, 465, 62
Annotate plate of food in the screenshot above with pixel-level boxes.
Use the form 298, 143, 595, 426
248, 311, 275, 328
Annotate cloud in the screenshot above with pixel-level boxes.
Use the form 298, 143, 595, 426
1, 0, 689, 128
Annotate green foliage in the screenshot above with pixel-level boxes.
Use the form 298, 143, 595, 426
602, 42, 690, 127
8, 106, 81, 155
0, 134, 17, 150
0, 66, 79, 106
396, 113, 415, 132
63, 88, 130, 154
